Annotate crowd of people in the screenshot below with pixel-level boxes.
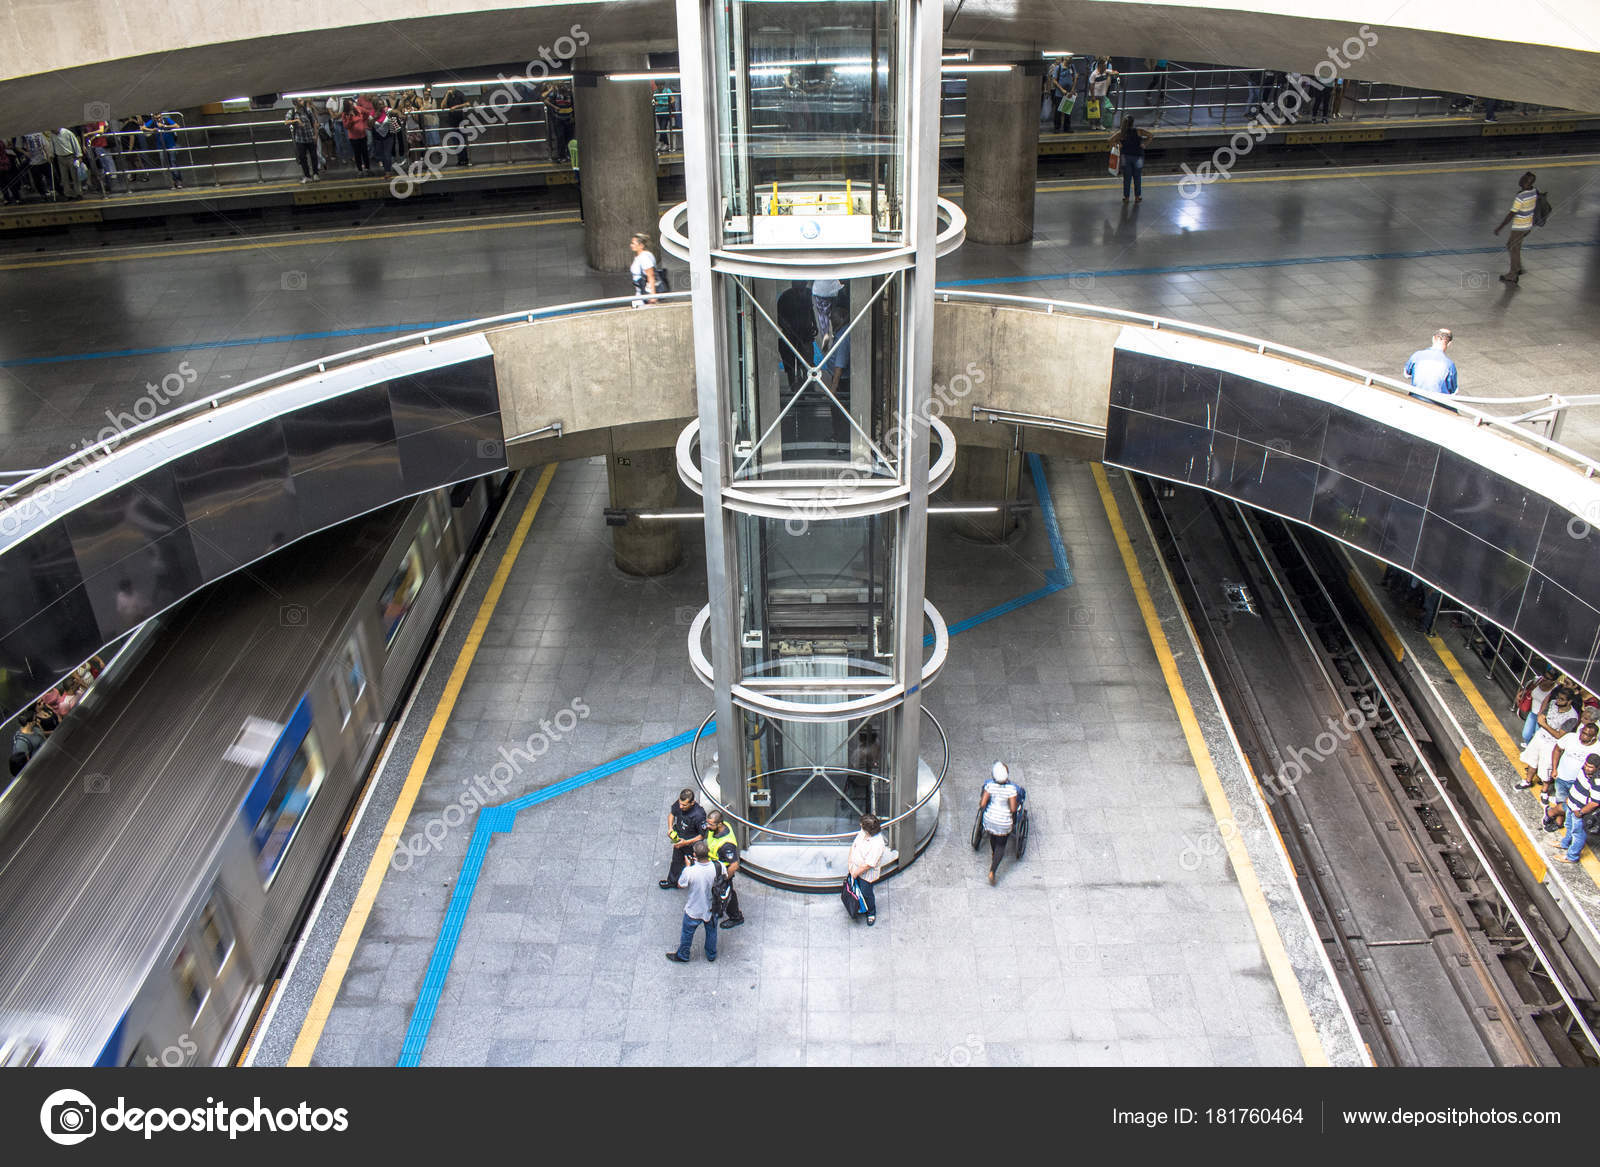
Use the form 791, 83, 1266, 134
8, 656, 105, 777
1514, 670, 1600, 864
1, 115, 184, 202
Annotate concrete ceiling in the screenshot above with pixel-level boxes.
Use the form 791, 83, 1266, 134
2, 0, 1597, 130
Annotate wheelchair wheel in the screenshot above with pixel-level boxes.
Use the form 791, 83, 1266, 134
970, 805, 984, 851
1014, 807, 1030, 859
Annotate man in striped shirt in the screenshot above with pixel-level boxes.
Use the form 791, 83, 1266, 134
1553, 754, 1599, 864
1493, 171, 1538, 285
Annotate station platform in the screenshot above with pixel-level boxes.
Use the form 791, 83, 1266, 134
1342, 555, 1600, 974
2, 155, 1597, 478
245, 453, 1364, 1067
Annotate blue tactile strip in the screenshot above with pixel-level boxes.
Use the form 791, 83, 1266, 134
395, 453, 1071, 1064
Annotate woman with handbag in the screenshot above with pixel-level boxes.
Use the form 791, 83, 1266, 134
1109, 115, 1154, 203
846, 814, 896, 926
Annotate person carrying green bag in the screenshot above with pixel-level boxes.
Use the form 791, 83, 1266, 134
1088, 57, 1119, 129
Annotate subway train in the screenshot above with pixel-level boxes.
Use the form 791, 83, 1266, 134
0, 475, 505, 1067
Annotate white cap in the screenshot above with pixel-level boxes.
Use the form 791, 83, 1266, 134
812, 278, 843, 298
992, 761, 1009, 782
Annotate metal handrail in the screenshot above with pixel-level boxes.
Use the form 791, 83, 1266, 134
935, 288, 1600, 480
0, 292, 691, 509
685, 707, 950, 843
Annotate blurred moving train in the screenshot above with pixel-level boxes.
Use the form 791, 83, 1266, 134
0, 475, 506, 1066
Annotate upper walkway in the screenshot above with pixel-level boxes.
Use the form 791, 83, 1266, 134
3, 0, 1599, 129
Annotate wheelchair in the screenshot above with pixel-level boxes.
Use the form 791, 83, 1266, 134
970, 784, 1029, 859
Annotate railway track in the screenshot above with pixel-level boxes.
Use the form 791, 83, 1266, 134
1135, 478, 1600, 1067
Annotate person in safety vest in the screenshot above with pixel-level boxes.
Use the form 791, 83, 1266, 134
705, 810, 745, 929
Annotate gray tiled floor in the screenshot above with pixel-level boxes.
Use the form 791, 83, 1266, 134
311, 455, 1301, 1066
2, 156, 1597, 471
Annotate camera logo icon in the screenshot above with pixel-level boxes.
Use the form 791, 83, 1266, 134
281, 271, 308, 291
84, 102, 112, 124
40, 1089, 97, 1145
280, 603, 308, 627
83, 773, 110, 795
476, 438, 504, 460
1460, 269, 1491, 290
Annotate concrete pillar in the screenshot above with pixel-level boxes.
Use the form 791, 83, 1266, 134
608, 447, 682, 575
962, 64, 1040, 245
574, 54, 661, 272
950, 443, 1021, 542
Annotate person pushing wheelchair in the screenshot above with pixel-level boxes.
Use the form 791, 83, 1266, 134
978, 762, 1023, 885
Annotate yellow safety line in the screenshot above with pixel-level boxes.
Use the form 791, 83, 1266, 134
287, 462, 558, 1066
1091, 463, 1329, 1067
1424, 634, 1600, 883
1030, 157, 1600, 196
0, 214, 582, 272
1346, 570, 1405, 663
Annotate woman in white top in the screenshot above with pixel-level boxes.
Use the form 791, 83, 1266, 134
629, 232, 660, 306
847, 813, 891, 926
979, 761, 1021, 885
1519, 687, 1579, 790
1516, 667, 1560, 745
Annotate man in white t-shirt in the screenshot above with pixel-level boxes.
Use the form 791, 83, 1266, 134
1551, 722, 1600, 809
979, 761, 1021, 885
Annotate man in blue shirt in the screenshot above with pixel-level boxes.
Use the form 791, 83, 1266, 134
1404, 328, 1457, 397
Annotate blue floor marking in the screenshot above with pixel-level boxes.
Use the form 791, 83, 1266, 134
10, 238, 1594, 371
937, 238, 1596, 290
395, 452, 1074, 1062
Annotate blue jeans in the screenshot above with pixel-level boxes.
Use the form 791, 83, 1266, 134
1561, 811, 1588, 861
1555, 778, 1575, 808
857, 876, 876, 916
676, 913, 718, 960
1122, 154, 1144, 198
1522, 710, 1539, 745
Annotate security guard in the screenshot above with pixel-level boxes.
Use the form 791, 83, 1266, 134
704, 810, 745, 928
660, 788, 707, 890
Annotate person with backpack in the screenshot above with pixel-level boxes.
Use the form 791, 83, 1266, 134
1087, 58, 1118, 130
705, 810, 745, 930
665, 841, 720, 962
1492, 170, 1541, 285
978, 761, 1021, 884
659, 787, 707, 890
1046, 55, 1076, 132
284, 98, 321, 183
369, 98, 399, 174
9, 712, 44, 777
629, 232, 668, 306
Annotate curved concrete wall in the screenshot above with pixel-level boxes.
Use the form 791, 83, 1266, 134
3, 0, 1597, 130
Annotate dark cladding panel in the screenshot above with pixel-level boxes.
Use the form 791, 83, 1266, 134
0, 589, 103, 715
1528, 503, 1600, 616
64, 467, 203, 638
1215, 372, 1330, 464
1416, 513, 1530, 628
1320, 409, 1439, 507
0, 520, 89, 642
282, 385, 405, 531
1108, 349, 1220, 428
1206, 433, 1318, 521
1311, 469, 1425, 569
387, 359, 506, 494
172, 420, 300, 580
1103, 406, 1211, 485
1513, 573, 1600, 685
1427, 450, 1548, 565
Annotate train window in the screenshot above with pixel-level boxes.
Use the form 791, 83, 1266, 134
379, 543, 425, 649
198, 898, 235, 973
344, 640, 367, 701
248, 731, 327, 887
172, 944, 207, 1021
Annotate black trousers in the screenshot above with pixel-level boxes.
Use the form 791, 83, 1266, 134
988, 830, 1010, 873
294, 141, 319, 178
722, 879, 743, 923
667, 844, 691, 886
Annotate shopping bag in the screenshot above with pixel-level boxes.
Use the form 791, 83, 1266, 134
840, 876, 867, 917
1086, 98, 1101, 121
1108, 144, 1121, 175
1059, 94, 1076, 115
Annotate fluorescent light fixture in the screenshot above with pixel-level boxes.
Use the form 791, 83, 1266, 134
283, 75, 570, 100
941, 64, 1013, 73
1042, 50, 1076, 56
942, 51, 972, 61
929, 505, 1000, 514
609, 71, 681, 81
